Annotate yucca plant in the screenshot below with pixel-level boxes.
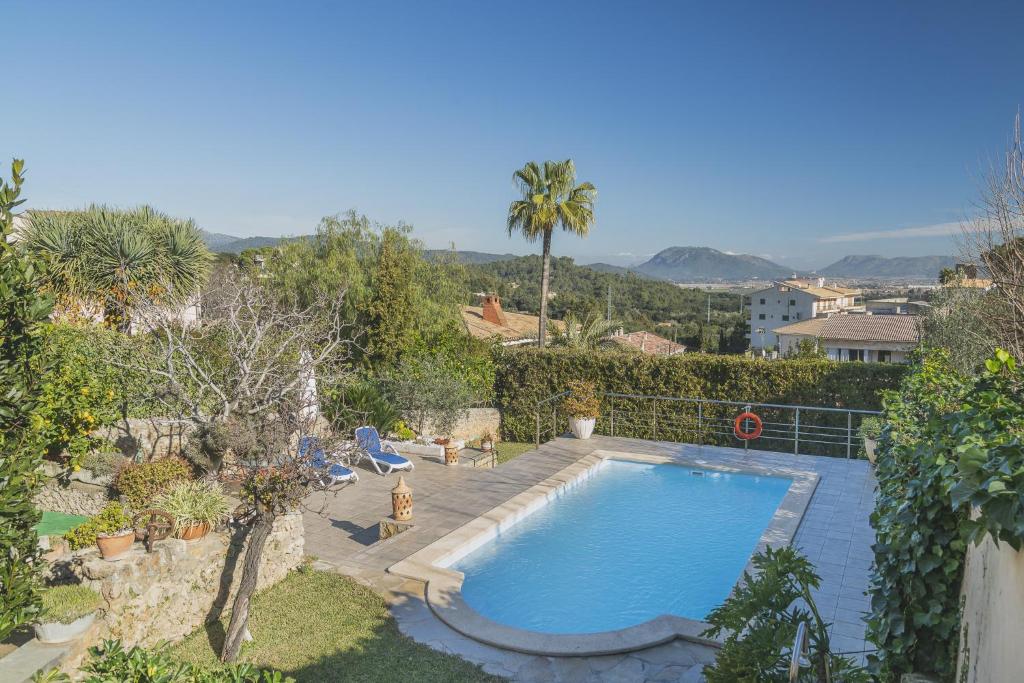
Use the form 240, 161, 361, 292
153, 480, 230, 534
20, 205, 211, 330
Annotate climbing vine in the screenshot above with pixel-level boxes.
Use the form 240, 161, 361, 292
868, 348, 1024, 681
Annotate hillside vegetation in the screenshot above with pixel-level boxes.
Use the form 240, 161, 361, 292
465, 254, 748, 350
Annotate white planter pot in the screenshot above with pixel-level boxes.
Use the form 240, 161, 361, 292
34, 612, 95, 644
568, 417, 596, 440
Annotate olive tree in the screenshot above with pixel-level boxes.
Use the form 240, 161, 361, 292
134, 271, 355, 662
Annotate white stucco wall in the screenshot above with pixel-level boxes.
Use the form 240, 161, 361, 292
956, 533, 1024, 683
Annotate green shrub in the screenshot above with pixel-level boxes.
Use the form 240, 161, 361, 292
702, 547, 870, 683
1, 158, 54, 641
323, 381, 400, 435
563, 380, 600, 418
391, 420, 415, 440
40, 585, 102, 624
392, 355, 474, 438
81, 450, 125, 478
494, 347, 905, 455
153, 480, 230, 533
867, 351, 971, 680
64, 503, 135, 550
115, 457, 193, 510
35, 638, 290, 682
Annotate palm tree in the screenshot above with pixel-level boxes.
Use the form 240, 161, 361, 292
552, 311, 620, 349
507, 160, 596, 346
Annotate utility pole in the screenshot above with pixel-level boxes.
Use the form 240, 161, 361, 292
607, 284, 612, 322
707, 293, 711, 323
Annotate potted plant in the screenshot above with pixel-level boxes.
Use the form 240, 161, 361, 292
859, 416, 883, 465
96, 506, 136, 561
34, 585, 102, 643
154, 480, 230, 542
564, 380, 600, 440
480, 430, 495, 453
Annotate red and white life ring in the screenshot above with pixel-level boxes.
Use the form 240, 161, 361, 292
734, 411, 763, 440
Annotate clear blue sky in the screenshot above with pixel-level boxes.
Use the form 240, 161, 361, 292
4, 1, 1022, 269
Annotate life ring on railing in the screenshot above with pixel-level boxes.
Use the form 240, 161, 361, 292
734, 411, 763, 440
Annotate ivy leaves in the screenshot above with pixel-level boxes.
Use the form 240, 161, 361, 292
947, 348, 1024, 549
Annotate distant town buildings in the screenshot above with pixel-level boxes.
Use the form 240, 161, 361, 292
773, 314, 919, 363
747, 278, 862, 350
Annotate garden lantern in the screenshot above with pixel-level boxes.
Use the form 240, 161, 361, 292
391, 476, 413, 521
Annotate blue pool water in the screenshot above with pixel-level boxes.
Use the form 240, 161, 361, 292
452, 459, 792, 634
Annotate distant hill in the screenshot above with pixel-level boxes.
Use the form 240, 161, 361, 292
635, 247, 794, 282
200, 230, 286, 254
818, 254, 954, 280
423, 249, 520, 265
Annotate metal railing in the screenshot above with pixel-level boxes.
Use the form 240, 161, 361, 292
534, 391, 881, 459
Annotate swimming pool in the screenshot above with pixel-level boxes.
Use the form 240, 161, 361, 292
449, 459, 792, 634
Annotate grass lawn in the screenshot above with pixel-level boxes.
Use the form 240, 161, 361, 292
169, 568, 503, 682
494, 441, 535, 465
34, 510, 89, 536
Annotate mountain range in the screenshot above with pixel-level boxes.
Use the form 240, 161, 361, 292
199, 230, 951, 281
199, 230, 288, 253
817, 254, 956, 279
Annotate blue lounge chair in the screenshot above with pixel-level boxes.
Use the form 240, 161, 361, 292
298, 436, 359, 487
354, 426, 414, 475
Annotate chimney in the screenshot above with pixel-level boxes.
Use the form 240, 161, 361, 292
482, 294, 507, 326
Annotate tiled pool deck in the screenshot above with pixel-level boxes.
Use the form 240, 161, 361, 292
303, 436, 875, 681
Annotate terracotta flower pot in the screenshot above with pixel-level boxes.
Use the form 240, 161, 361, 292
177, 522, 211, 542
96, 531, 134, 561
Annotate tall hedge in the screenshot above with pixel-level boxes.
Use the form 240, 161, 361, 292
494, 347, 906, 456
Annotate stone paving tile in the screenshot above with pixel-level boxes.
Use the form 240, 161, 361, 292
304, 436, 879, 677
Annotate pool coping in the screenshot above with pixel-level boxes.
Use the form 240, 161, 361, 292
387, 446, 820, 657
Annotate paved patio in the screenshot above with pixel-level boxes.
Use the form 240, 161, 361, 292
303, 435, 876, 681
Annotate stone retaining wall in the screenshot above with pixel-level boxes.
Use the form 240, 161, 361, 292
33, 480, 111, 517
423, 408, 501, 442
95, 417, 195, 459
49, 512, 304, 671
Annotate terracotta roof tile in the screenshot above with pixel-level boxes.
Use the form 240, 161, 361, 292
774, 314, 920, 344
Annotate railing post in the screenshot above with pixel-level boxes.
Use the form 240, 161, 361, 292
652, 399, 658, 440
846, 411, 853, 459
610, 395, 615, 437
535, 410, 541, 448
794, 407, 800, 456
744, 404, 751, 453
697, 401, 703, 446
552, 405, 557, 440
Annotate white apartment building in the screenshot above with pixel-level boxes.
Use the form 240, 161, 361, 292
748, 278, 861, 350
774, 314, 919, 363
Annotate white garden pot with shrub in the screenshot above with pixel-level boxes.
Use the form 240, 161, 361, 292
34, 585, 102, 643
564, 380, 600, 440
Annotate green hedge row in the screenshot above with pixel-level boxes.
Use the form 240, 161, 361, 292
494, 348, 907, 457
